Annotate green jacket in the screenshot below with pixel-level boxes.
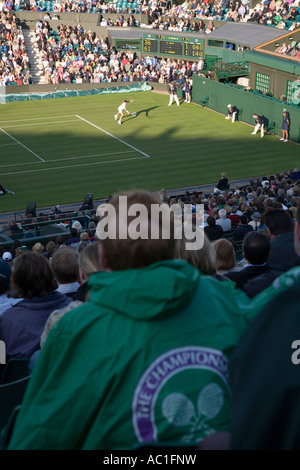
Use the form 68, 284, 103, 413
9, 260, 247, 450
246, 266, 300, 323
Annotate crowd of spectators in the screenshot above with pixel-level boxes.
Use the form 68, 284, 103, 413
2, 175, 300, 448
0, 0, 299, 32
35, 20, 114, 83
33, 18, 207, 83
0, 0, 298, 85
31, 11, 299, 85
275, 39, 300, 57
0, 11, 31, 85
0, 0, 299, 452
2, 167, 300, 281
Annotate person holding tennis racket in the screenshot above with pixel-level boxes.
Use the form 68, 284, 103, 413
114, 99, 134, 125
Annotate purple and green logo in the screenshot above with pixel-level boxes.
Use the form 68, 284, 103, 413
132, 346, 229, 444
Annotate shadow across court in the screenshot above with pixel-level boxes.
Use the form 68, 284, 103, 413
131, 105, 161, 119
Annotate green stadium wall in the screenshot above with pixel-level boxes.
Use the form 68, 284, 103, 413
205, 46, 247, 63
192, 74, 300, 142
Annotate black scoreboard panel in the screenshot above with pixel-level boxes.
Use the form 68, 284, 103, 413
184, 42, 203, 58
142, 34, 204, 59
159, 40, 183, 56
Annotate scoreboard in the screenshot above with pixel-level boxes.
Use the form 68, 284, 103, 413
143, 38, 158, 53
142, 33, 204, 59
160, 40, 183, 56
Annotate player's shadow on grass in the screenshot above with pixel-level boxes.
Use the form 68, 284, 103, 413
130, 106, 160, 119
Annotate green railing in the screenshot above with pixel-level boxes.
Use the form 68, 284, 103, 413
209, 60, 250, 81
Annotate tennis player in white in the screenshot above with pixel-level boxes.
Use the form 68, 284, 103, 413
114, 99, 134, 125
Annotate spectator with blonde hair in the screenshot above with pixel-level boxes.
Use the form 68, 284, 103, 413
175, 229, 217, 276
212, 238, 236, 276
45, 240, 57, 260
78, 231, 90, 253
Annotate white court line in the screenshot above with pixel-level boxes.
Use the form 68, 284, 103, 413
0, 156, 148, 176
0, 150, 134, 169
76, 115, 151, 158
1, 120, 79, 129
0, 142, 18, 147
0, 115, 76, 123
0, 127, 45, 162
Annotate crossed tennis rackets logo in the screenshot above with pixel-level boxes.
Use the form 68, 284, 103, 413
161, 383, 224, 434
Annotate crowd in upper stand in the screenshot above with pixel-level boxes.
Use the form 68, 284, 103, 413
0, 0, 300, 30
34, 18, 207, 83
0, 0, 299, 85
0, 11, 32, 85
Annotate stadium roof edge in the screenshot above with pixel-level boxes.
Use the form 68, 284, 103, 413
245, 49, 300, 74
207, 23, 288, 48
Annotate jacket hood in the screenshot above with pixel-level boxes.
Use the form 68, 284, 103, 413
88, 260, 200, 321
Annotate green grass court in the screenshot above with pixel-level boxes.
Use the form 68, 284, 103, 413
0, 90, 298, 213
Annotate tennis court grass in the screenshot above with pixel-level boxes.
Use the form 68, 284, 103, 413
0, 90, 298, 213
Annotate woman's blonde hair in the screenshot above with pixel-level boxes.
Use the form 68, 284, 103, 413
175, 229, 217, 276
212, 238, 236, 272
78, 242, 102, 277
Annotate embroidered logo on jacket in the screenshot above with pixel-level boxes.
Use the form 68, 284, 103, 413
132, 346, 229, 443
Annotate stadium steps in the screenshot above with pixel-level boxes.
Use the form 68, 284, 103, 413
22, 30, 46, 85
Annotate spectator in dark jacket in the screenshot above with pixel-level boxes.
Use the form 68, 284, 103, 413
265, 208, 300, 270
217, 172, 229, 190
226, 231, 283, 292
232, 215, 253, 239
0, 252, 71, 361
204, 216, 224, 240
65, 228, 81, 247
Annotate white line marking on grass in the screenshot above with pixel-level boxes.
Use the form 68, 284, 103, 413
0, 142, 19, 146
1, 120, 79, 128
46, 150, 134, 162
0, 127, 45, 162
0, 150, 134, 169
0, 115, 76, 123
0, 156, 148, 176
75, 115, 151, 158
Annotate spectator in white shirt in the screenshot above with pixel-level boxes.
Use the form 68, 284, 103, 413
216, 209, 232, 232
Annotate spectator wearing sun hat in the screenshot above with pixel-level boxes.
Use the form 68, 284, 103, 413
248, 211, 261, 230
72, 220, 82, 232
32, 243, 45, 255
